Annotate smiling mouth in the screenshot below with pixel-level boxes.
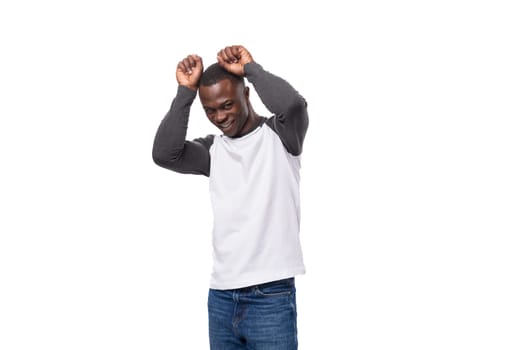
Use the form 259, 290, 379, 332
219, 120, 234, 130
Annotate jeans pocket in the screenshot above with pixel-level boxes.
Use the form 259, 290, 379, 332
254, 279, 295, 297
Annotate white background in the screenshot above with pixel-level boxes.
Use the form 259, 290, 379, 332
1, 0, 524, 349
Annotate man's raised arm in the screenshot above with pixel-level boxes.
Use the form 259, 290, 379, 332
152, 54, 213, 176
217, 46, 308, 156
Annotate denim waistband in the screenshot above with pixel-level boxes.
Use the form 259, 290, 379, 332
256, 277, 295, 289
219, 277, 295, 293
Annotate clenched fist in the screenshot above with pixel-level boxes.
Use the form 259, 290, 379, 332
176, 54, 203, 91
216, 45, 254, 77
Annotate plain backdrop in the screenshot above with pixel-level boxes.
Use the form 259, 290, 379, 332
1, 1, 524, 349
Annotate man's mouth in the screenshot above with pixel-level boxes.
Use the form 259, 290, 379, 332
219, 120, 234, 130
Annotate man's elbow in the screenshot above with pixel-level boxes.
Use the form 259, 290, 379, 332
152, 153, 166, 167
152, 147, 180, 168
286, 96, 308, 121
152, 144, 165, 166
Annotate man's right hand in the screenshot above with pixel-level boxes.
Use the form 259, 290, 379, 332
176, 54, 203, 91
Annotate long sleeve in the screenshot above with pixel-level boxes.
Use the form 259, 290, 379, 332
244, 62, 309, 156
152, 85, 213, 176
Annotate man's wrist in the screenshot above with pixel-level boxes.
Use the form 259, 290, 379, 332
180, 83, 198, 92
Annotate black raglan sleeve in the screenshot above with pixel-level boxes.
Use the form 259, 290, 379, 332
244, 62, 309, 156
152, 85, 213, 176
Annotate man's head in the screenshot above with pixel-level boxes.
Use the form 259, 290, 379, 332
198, 63, 253, 138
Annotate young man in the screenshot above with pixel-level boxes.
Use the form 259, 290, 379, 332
152, 45, 308, 349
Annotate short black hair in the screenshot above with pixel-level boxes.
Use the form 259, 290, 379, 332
199, 63, 244, 87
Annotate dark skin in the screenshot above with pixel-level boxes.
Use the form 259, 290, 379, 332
175, 45, 262, 138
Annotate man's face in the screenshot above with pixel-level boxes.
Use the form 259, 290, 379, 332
199, 79, 249, 138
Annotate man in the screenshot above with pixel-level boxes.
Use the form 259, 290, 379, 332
152, 45, 308, 349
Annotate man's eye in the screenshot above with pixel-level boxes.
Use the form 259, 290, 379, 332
205, 109, 215, 115
224, 102, 233, 110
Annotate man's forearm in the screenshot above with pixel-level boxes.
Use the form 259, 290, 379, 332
244, 62, 308, 156
152, 85, 197, 165
244, 62, 307, 116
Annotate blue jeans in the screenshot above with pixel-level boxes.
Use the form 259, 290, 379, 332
208, 278, 298, 349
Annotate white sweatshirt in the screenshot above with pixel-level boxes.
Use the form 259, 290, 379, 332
208, 119, 305, 289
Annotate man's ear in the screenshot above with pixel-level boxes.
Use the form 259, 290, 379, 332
244, 86, 250, 99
